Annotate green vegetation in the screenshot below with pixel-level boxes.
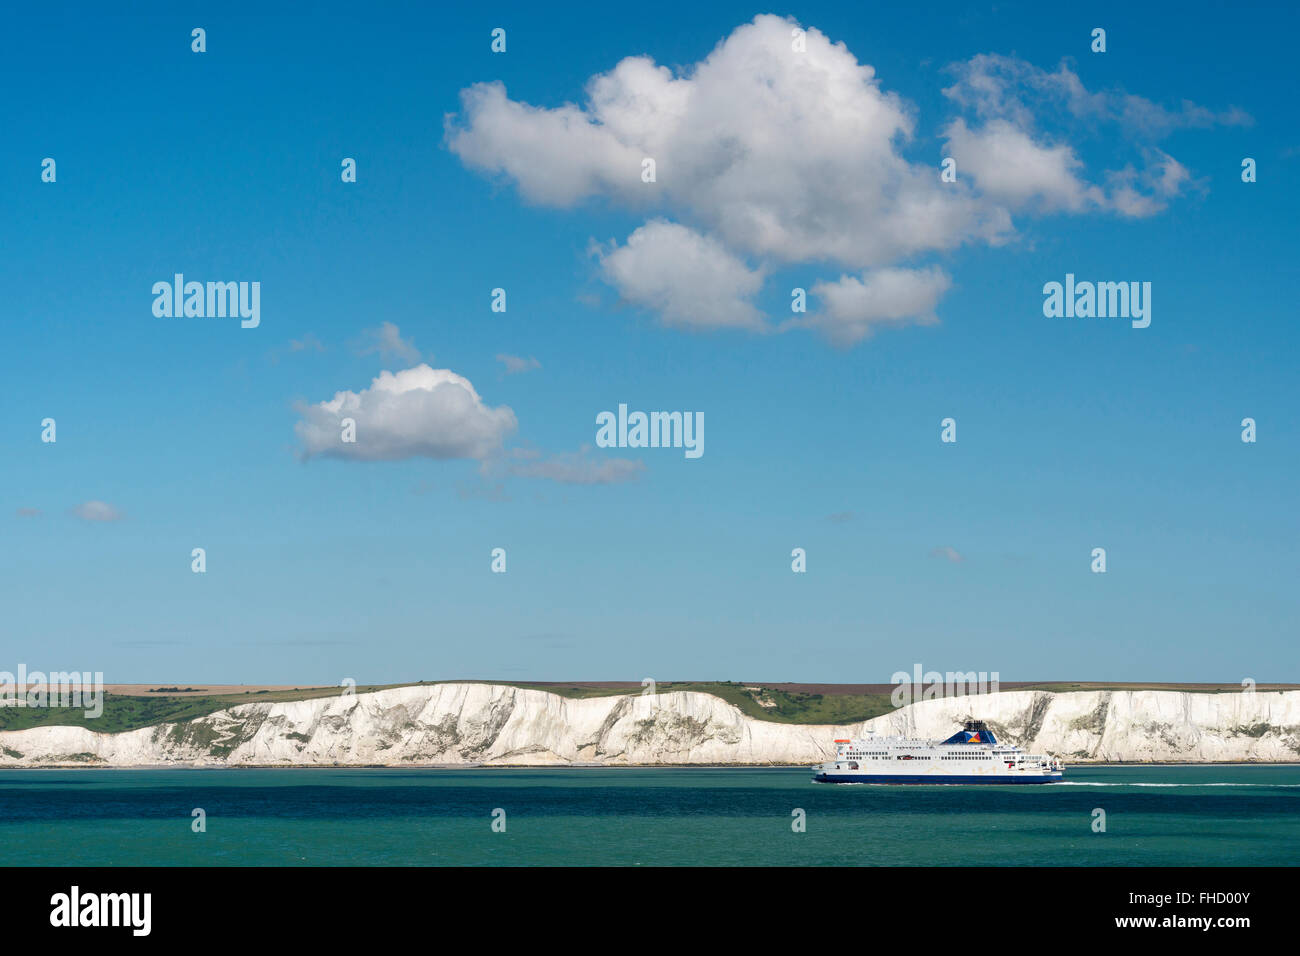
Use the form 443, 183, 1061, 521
481, 680, 895, 723
47, 752, 101, 763
624, 682, 889, 724
0, 683, 412, 734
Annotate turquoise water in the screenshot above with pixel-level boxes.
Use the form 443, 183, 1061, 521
2, 765, 1297, 865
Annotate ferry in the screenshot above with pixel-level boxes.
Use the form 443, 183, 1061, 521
812, 720, 1064, 784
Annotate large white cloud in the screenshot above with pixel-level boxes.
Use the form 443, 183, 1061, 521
448, 14, 1000, 271
295, 364, 517, 461
447, 16, 1240, 344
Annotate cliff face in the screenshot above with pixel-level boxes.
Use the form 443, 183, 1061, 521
1, 683, 1298, 767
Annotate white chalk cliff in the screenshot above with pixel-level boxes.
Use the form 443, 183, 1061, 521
1, 684, 1298, 767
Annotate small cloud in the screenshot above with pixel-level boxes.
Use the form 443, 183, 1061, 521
268, 333, 327, 364
229, 638, 358, 647
71, 501, 124, 522
801, 267, 951, 347
510, 446, 645, 485
826, 511, 856, 524
356, 322, 422, 364
289, 333, 326, 353
260, 639, 358, 647
496, 353, 541, 375
930, 545, 964, 563
294, 364, 516, 462
15, 507, 42, 517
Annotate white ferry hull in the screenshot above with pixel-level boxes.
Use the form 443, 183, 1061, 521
813, 770, 1062, 784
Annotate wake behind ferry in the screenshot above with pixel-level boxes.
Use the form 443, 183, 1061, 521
812, 720, 1064, 784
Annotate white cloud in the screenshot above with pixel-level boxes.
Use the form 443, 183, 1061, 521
72, 501, 123, 522
1102, 150, 1195, 218
448, 17, 1235, 345
15, 507, 42, 517
930, 546, 964, 563
295, 364, 517, 461
448, 15, 1000, 272
496, 353, 541, 374
803, 267, 951, 347
1148, 151, 1192, 196
357, 322, 421, 364
597, 221, 765, 331
446, 81, 647, 207
297, 369, 642, 488
942, 55, 1237, 217
942, 118, 1098, 212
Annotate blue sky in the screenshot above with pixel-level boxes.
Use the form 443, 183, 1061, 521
3, 2, 1297, 685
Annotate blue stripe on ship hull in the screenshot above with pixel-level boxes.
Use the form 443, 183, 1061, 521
813, 773, 1062, 785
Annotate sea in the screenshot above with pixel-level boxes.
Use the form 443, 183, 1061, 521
2, 765, 1297, 866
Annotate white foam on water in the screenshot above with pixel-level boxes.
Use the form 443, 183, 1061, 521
1052, 781, 1300, 788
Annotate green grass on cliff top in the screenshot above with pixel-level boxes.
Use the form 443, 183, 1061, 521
0, 680, 1291, 734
